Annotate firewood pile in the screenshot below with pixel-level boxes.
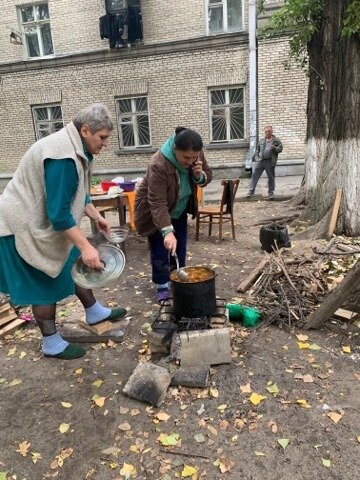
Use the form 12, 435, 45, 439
237, 237, 360, 330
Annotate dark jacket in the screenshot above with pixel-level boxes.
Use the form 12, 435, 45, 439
253, 134, 283, 167
135, 150, 212, 237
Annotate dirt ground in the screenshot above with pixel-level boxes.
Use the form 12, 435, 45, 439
1, 199, 360, 480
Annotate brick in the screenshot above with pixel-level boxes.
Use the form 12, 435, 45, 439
170, 367, 210, 388
178, 328, 231, 367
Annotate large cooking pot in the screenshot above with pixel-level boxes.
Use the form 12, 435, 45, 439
170, 266, 217, 318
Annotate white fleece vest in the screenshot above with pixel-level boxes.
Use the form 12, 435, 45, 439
0, 122, 91, 278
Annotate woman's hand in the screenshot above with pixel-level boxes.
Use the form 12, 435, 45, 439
95, 215, 111, 234
81, 244, 103, 270
191, 159, 203, 180
163, 232, 177, 255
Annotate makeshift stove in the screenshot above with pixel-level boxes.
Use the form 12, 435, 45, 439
152, 298, 228, 333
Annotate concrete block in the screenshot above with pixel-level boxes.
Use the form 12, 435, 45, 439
179, 328, 231, 368
148, 330, 172, 355
122, 362, 172, 407
170, 367, 210, 388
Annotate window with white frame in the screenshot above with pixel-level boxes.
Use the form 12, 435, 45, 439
207, 0, 243, 34
18, 3, 53, 58
116, 96, 151, 148
209, 87, 245, 142
32, 105, 63, 140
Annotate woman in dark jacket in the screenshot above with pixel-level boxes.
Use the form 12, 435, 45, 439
135, 127, 212, 303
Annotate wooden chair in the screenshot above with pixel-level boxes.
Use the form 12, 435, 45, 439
195, 179, 240, 241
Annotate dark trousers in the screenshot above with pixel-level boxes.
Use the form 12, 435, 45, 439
148, 213, 188, 285
249, 159, 275, 195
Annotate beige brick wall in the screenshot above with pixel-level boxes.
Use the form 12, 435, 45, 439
258, 37, 308, 161
0, 43, 249, 173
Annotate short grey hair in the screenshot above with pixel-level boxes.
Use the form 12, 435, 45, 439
73, 103, 113, 133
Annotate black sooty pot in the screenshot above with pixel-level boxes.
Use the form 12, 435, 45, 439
170, 266, 217, 318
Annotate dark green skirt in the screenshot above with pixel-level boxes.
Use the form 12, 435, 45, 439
0, 235, 80, 305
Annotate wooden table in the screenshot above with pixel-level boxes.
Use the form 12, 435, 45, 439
91, 191, 136, 232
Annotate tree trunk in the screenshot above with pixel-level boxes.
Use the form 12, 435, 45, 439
303, 0, 360, 236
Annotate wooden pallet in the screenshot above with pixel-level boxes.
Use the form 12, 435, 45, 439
0, 302, 25, 338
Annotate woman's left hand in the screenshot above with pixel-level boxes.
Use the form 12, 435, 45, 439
191, 159, 203, 180
95, 216, 111, 234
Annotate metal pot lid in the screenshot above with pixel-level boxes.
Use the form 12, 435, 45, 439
71, 244, 125, 289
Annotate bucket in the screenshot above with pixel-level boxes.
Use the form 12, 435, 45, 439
170, 266, 216, 318
226, 303, 262, 327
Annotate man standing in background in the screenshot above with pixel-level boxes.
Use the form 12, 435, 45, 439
246, 126, 283, 200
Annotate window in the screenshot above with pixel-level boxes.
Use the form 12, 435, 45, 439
32, 105, 63, 140
209, 88, 245, 142
19, 3, 53, 58
207, 0, 243, 34
105, 0, 141, 14
116, 96, 151, 148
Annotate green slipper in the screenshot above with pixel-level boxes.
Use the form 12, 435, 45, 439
107, 307, 127, 322
44, 343, 86, 360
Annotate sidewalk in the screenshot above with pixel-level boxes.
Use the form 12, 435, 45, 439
203, 175, 302, 203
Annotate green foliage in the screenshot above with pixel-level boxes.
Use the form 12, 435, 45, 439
91, 175, 101, 186
343, 0, 360, 36
259, 0, 360, 63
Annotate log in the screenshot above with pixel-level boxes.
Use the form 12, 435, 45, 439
237, 257, 269, 293
327, 189, 342, 239
304, 260, 360, 329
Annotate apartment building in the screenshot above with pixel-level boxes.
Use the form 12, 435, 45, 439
0, 0, 308, 179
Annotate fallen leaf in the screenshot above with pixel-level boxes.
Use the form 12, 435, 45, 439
92, 379, 104, 388
239, 382, 252, 394
249, 393, 267, 405
194, 433, 206, 443
16, 441, 31, 457
130, 409, 140, 416
75, 368, 83, 375
277, 438, 289, 450
327, 412, 343, 424
322, 459, 331, 468
156, 412, 170, 422
181, 465, 198, 477
356, 436, 360, 443
297, 399, 311, 408
297, 342, 310, 349
254, 451, 266, 456
213, 457, 234, 473
8, 347, 16, 356
158, 433, 180, 446
296, 334, 308, 341
19, 351, 27, 359
61, 402, 72, 409
118, 421, 132, 431
0, 472, 8, 480
266, 381, 279, 396
120, 462, 137, 477
92, 394, 106, 407
342, 346, 351, 354
101, 447, 121, 455
59, 423, 70, 433
31, 452, 42, 464
207, 425, 218, 436
217, 404, 228, 412
309, 343, 321, 351
302, 374, 314, 383
268, 421, 278, 433
9, 379, 22, 387
210, 388, 219, 398
119, 406, 129, 414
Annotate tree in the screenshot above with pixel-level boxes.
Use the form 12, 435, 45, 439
261, 0, 360, 237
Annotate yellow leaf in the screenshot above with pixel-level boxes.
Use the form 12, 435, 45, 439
249, 393, 267, 405
297, 399, 311, 408
210, 388, 219, 398
8, 347, 16, 356
59, 423, 70, 433
297, 342, 310, 349
356, 436, 360, 443
31, 452, 42, 464
75, 368, 83, 375
120, 462, 137, 477
9, 379, 22, 387
61, 402, 72, 409
92, 395, 106, 407
217, 404, 228, 412
19, 351, 27, 359
181, 465, 198, 477
296, 334, 309, 341
16, 441, 31, 457
255, 451, 266, 456
156, 411, 170, 422
327, 412, 343, 424
92, 379, 104, 388
109, 461, 118, 469
342, 346, 351, 353
130, 445, 140, 453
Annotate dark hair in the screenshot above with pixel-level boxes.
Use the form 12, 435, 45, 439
174, 126, 203, 151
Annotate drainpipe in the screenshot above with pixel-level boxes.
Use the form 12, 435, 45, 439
245, 0, 258, 171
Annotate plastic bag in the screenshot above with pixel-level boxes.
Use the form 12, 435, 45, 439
259, 223, 291, 253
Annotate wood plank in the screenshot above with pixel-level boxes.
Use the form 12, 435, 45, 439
305, 260, 360, 329
79, 320, 115, 335
237, 257, 269, 293
334, 308, 360, 322
0, 303, 11, 315
0, 318, 25, 338
327, 189, 342, 239
0, 312, 18, 327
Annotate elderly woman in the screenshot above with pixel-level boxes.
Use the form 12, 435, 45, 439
135, 127, 212, 303
0, 104, 126, 359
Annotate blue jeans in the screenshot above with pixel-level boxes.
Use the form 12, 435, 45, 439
148, 213, 188, 285
249, 159, 275, 195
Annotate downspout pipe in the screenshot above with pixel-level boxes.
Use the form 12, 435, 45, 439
245, 0, 258, 171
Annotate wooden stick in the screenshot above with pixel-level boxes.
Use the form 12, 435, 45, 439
160, 449, 211, 460
304, 260, 360, 329
327, 189, 342, 239
237, 257, 269, 293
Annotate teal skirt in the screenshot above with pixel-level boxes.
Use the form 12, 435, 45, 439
0, 235, 80, 306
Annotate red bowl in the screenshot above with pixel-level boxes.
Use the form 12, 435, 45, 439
100, 181, 118, 192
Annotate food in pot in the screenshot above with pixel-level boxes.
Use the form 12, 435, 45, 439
170, 266, 214, 283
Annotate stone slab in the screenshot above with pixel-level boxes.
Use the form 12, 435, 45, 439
170, 367, 210, 388
123, 362, 172, 407
179, 328, 231, 367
